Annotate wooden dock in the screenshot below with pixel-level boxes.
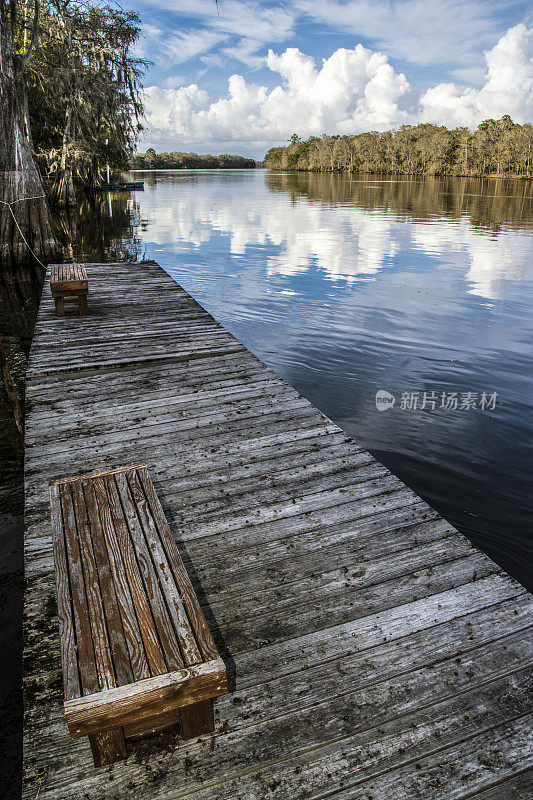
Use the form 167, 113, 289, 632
23, 261, 532, 800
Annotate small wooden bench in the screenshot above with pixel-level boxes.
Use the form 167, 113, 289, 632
50, 264, 88, 316
49, 464, 227, 766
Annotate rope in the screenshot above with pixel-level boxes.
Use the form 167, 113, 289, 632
0, 195, 48, 269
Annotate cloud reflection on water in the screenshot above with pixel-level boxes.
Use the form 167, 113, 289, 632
122, 169, 533, 590
134, 170, 532, 302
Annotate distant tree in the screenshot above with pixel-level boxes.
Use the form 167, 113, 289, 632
131, 150, 257, 170
265, 118, 533, 178
145, 147, 157, 167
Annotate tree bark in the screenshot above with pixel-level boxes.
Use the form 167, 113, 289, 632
50, 103, 77, 207
0, 0, 56, 267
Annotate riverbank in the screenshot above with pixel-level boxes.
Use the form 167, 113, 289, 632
131, 151, 257, 169
264, 119, 533, 178
267, 167, 533, 179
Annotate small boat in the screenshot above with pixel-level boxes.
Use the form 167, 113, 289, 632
99, 181, 144, 191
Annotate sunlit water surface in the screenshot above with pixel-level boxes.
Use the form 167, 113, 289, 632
113, 170, 532, 589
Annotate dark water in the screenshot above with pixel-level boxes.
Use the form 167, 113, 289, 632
0, 265, 42, 799
0, 170, 532, 796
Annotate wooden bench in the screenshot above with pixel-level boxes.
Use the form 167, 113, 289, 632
49, 464, 227, 766
50, 264, 88, 316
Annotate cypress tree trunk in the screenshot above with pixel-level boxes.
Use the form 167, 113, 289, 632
50, 103, 77, 207
0, 0, 56, 267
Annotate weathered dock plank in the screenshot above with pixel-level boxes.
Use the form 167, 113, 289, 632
23, 261, 533, 800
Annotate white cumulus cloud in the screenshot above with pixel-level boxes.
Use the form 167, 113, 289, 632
142, 84, 210, 136
140, 25, 533, 155
419, 24, 533, 126
142, 43, 410, 151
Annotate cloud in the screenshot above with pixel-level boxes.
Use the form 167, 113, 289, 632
419, 24, 533, 126
147, 0, 296, 66
140, 24, 533, 155
222, 38, 267, 69
264, 46, 410, 132
294, 0, 507, 69
142, 43, 410, 151
149, 0, 295, 41
132, 23, 163, 59
142, 84, 210, 137
132, 171, 531, 301
411, 218, 532, 301
162, 75, 186, 89
133, 23, 227, 67
161, 30, 228, 65
136, 171, 402, 280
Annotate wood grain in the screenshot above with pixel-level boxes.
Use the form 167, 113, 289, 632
49, 460, 227, 764
64, 659, 227, 738
25, 261, 533, 799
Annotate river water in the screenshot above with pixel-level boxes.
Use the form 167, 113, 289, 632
126, 169, 533, 590
0, 169, 532, 795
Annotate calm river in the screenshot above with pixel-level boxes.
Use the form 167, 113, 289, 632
125, 169, 532, 590
0, 169, 532, 795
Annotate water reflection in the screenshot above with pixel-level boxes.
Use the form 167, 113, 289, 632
268, 172, 533, 230
121, 170, 533, 590
266, 172, 533, 300
0, 262, 43, 797
54, 192, 144, 264
131, 171, 532, 304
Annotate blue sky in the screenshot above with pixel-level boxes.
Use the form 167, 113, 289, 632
126, 1, 533, 157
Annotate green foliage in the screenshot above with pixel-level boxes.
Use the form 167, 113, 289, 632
131, 151, 257, 169
23, 0, 147, 195
264, 119, 533, 178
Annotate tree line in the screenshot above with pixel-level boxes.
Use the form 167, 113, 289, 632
265, 118, 533, 177
1, 0, 145, 266
132, 149, 256, 170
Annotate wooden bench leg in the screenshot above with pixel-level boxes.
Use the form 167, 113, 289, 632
123, 710, 180, 741
180, 699, 214, 739
89, 728, 127, 766
78, 294, 88, 315
54, 297, 65, 316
